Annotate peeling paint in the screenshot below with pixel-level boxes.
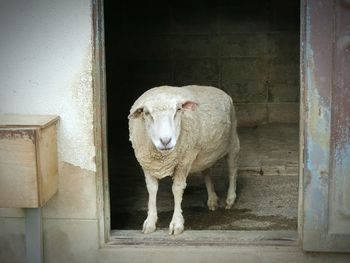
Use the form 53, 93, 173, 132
303, 0, 350, 251
54, 45, 96, 172
331, 0, 350, 224
59, 46, 96, 172
336, 144, 350, 216
302, 0, 333, 247
304, 46, 331, 229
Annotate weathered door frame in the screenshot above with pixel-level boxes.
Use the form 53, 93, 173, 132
93, 0, 350, 252
92, 0, 301, 248
92, 0, 111, 246
300, 0, 350, 252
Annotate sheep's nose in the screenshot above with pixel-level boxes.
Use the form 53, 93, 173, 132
160, 137, 171, 146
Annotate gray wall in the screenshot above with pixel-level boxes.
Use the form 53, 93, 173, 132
105, 0, 300, 128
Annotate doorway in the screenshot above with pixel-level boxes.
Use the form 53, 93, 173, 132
104, 0, 300, 233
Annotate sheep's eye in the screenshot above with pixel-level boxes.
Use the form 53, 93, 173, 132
174, 108, 182, 119
144, 111, 150, 116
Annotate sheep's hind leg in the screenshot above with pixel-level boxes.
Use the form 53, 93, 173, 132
142, 174, 159, 234
203, 169, 219, 211
226, 149, 239, 209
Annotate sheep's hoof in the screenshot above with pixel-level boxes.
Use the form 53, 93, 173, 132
169, 217, 184, 235
169, 223, 184, 235
225, 194, 236, 209
207, 196, 219, 211
142, 218, 156, 234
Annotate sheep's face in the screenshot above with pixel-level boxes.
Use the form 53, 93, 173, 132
145, 107, 180, 151
129, 100, 197, 152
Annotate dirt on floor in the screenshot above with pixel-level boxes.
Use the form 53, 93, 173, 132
113, 207, 297, 231
109, 124, 299, 231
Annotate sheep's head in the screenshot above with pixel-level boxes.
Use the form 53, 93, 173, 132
129, 97, 198, 151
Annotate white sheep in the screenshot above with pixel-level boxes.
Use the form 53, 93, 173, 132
128, 85, 240, 235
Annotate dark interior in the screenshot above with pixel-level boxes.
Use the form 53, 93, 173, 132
104, 0, 300, 231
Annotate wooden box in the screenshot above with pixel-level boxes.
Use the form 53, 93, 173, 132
0, 115, 59, 208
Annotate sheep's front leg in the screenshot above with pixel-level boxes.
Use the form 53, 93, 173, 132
143, 174, 158, 234
169, 175, 187, 235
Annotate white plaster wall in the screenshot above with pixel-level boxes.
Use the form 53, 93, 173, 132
0, 0, 95, 171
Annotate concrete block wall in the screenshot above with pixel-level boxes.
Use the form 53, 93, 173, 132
106, 0, 300, 127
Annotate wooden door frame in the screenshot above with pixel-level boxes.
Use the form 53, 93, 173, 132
92, 0, 111, 246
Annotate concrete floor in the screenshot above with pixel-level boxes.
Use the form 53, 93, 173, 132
109, 123, 299, 231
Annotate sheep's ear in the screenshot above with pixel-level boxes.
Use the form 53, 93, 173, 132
182, 101, 198, 111
128, 107, 143, 119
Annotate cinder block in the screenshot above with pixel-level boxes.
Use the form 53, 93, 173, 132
267, 32, 299, 58
268, 103, 299, 123
222, 58, 268, 82
268, 58, 299, 82
174, 59, 219, 82
132, 59, 173, 81
220, 2, 269, 34
222, 80, 267, 103
235, 103, 268, 127
266, 54, 299, 102
171, 2, 219, 35
172, 35, 221, 58
116, 36, 175, 60
220, 33, 269, 57
267, 82, 300, 102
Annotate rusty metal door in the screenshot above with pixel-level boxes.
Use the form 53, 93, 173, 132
301, 0, 350, 252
